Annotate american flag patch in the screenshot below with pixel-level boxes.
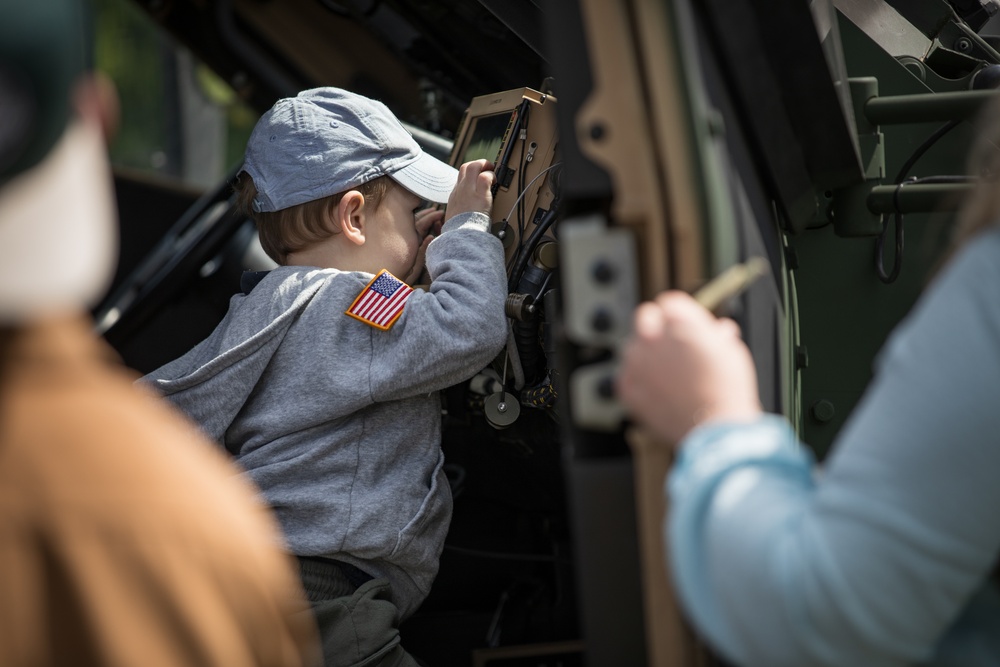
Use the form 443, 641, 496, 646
345, 270, 414, 330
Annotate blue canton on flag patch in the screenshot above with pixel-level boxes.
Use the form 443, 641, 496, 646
345, 269, 414, 330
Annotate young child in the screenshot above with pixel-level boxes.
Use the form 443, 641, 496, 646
141, 87, 509, 666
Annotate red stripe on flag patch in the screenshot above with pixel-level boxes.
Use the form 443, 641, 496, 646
345, 269, 414, 330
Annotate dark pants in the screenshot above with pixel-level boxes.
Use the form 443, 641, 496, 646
297, 557, 422, 667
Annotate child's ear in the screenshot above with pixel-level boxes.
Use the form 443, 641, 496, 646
333, 190, 366, 246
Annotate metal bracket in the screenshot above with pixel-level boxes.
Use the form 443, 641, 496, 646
560, 214, 639, 431
559, 214, 639, 348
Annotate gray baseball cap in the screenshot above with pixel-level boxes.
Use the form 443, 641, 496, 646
242, 87, 458, 212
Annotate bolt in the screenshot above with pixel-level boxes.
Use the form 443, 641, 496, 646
591, 308, 614, 333
497, 401, 507, 413
811, 399, 836, 423
956, 37, 973, 53
591, 259, 616, 284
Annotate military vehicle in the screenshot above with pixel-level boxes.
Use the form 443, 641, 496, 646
92, 0, 999, 663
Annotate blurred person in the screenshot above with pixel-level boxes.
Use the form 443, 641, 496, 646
616, 104, 1000, 665
0, 2, 319, 665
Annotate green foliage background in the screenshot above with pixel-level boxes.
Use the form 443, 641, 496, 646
92, 0, 255, 183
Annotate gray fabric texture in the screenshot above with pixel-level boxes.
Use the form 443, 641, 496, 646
141, 211, 508, 619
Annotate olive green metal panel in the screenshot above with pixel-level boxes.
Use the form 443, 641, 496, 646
793, 12, 975, 458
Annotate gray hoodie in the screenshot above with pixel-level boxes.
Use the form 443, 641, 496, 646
141, 212, 508, 618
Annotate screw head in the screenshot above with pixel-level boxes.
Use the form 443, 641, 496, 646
592, 260, 616, 284
591, 308, 614, 333
811, 399, 836, 423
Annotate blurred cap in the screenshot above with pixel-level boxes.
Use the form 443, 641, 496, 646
0, 0, 117, 323
242, 86, 458, 212
0, 0, 88, 184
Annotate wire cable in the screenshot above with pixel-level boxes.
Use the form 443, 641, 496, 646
501, 162, 564, 236
876, 120, 961, 283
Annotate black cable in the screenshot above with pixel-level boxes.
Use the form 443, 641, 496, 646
875, 186, 906, 284
876, 120, 961, 284
894, 122, 963, 190
507, 202, 560, 293
517, 106, 531, 253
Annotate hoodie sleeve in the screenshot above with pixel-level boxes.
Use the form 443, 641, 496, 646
368, 211, 509, 402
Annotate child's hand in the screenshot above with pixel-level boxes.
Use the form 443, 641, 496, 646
446, 159, 495, 220
405, 207, 445, 285
416, 206, 445, 239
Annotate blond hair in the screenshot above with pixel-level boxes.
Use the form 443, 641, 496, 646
234, 172, 392, 264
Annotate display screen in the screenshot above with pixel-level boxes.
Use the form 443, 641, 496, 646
460, 110, 514, 164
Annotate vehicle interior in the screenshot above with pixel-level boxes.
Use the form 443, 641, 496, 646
92, 0, 1000, 664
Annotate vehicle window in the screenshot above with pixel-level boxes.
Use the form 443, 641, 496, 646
93, 0, 255, 188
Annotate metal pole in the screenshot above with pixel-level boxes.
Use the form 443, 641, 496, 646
863, 90, 997, 125
866, 183, 974, 214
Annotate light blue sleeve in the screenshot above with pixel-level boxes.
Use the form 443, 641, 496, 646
668, 230, 1000, 667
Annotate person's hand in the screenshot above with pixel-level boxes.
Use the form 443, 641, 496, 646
405, 207, 445, 285
445, 159, 495, 220
616, 290, 762, 447
416, 206, 445, 239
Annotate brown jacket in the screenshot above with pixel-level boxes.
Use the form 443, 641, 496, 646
0, 317, 319, 666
